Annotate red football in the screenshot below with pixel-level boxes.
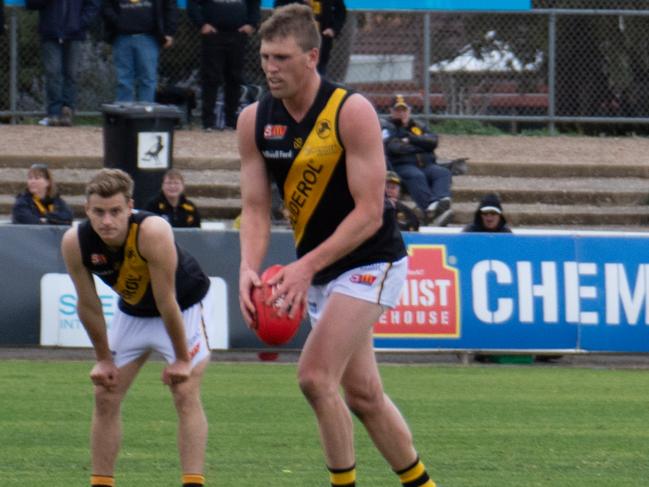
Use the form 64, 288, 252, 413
251, 264, 304, 346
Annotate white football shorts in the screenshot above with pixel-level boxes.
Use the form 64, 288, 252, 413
109, 298, 213, 368
307, 257, 408, 326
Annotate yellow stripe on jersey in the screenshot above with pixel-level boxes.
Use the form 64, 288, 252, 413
114, 221, 150, 305
283, 87, 347, 246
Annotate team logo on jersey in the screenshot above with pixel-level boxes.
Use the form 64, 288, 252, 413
350, 273, 377, 286
316, 119, 332, 139
293, 137, 303, 149
91, 253, 107, 266
264, 124, 287, 140
374, 245, 461, 338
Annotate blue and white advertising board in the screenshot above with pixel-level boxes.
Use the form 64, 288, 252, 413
40, 274, 229, 349
373, 232, 649, 352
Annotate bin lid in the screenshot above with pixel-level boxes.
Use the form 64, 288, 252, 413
101, 102, 183, 119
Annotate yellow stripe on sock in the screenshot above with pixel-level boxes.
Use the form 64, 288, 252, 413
329, 468, 356, 485
91, 475, 115, 487
182, 473, 205, 485
399, 460, 426, 483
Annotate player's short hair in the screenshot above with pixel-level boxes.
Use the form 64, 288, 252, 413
28, 163, 57, 198
86, 168, 134, 201
259, 3, 321, 52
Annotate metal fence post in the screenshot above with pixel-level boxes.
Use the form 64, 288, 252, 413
548, 11, 557, 135
423, 12, 431, 122
9, 8, 18, 125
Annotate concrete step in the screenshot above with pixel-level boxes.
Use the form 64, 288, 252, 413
0, 154, 240, 171
466, 161, 649, 178
449, 201, 649, 227
0, 193, 242, 220
0, 167, 241, 199
452, 175, 649, 206
2, 151, 648, 230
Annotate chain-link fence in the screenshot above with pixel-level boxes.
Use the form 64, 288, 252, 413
4, 2, 649, 133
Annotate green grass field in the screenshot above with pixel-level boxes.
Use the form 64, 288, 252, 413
1, 360, 648, 487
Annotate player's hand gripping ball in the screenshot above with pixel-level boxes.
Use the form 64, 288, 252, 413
251, 265, 304, 345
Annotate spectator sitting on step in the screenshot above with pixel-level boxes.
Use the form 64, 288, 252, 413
12, 163, 74, 225
385, 170, 419, 232
382, 94, 452, 226
462, 193, 512, 233
144, 169, 201, 228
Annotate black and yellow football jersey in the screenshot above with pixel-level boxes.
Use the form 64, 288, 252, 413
255, 79, 406, 285
78, 211, 210, 317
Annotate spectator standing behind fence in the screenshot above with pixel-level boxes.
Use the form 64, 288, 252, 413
26, 0, 100, 127
462, 193, 512, 233
12, 163, 74, 225
102, 0, 178, 102
383, 94, 453, 227
188, 0, 260, 132
386, 170, 419, 232
273, 0, 346, 76
144, 169, 202, 228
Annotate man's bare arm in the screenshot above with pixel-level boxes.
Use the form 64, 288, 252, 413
237, 102, 273, 326
61, 227, 111, 361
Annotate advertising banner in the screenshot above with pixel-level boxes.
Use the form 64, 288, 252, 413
40, 274, 229, 349
373, 232, 649, 352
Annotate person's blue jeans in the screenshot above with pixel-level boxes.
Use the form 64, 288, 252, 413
393, 162, 452, 211
113, 34, 160, 102
42, 39, 82, 116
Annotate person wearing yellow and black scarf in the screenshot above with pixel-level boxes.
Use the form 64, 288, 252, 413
11, 163, 74, 225
144, 169, 202, 228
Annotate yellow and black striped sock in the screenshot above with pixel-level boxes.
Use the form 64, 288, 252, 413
182, 473, 205, 487
395, 457, 436, 487
328, 464, 356, 486
90, 474, 114, 487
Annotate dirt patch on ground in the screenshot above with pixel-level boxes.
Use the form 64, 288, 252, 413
2, 125, 649, 166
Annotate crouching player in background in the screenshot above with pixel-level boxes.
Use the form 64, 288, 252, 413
61, 169, 212, 487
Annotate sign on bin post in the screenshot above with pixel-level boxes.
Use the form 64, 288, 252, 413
101, 103, 182, 209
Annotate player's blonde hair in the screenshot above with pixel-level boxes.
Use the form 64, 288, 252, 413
85, 168, 134, 201
259, 3, 321, 52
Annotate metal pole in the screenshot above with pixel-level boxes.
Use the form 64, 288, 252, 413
423, 12, 431, 122
9, 8, 19, 125
548, 11, 557, 135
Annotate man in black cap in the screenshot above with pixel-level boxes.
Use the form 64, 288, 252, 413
382, 94, 452, 226
385, 170, 419, 232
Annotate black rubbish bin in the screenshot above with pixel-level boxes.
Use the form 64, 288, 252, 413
102, 102, 183, 209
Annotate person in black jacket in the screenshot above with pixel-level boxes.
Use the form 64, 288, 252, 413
273, 0, 346, 75
102, 0, 177, 102
463, 192, 512, 233
26, 0, 100, 126
188, 0, 260, 131
144, 169, 201, 228
12, 163, 73, 225
1, 0, 5, 36
383, 94, 453, 226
